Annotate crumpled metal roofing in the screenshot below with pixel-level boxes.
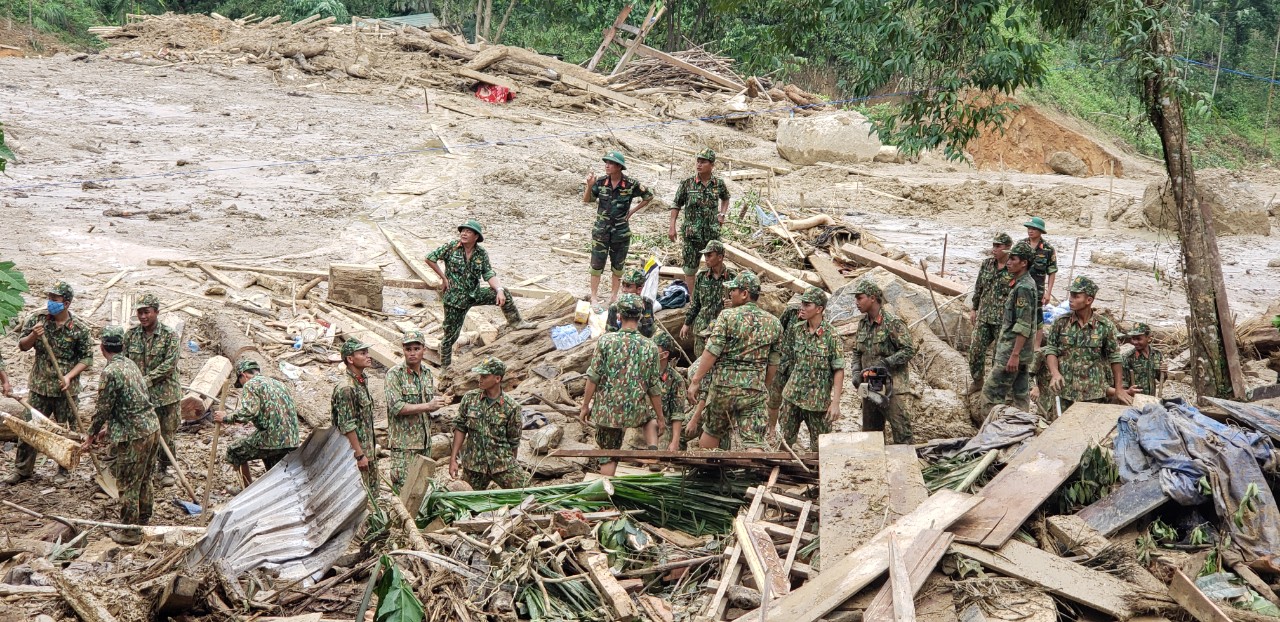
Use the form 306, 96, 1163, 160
186, 426, 368, 582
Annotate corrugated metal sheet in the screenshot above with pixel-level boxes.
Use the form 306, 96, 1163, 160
380, 13, 441, 28
185, 427, 367, 582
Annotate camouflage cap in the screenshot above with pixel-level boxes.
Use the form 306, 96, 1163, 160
1009, 240, 1035, 260
133, 292, 161, 310
615, 293, 645, 318
236, 359, 262, 374
602, 150, 627, 170
100, 325, 125, 346
724, 270, 761, 294
653, 331, 675, 352
46, 280, 74, 301
852, 279, 883, 301
696, 148, 717, 163
992, 232, 1013, 246
800, 286, 828, 307
458, 219, 485, 243
700, 240, 726, 255
471, 356, 507, 377
1069, 275, 1099, 296
621, 267, 646, 286
1127, 322, 1151, 337
340, 337, 371, 358
401, 330, 426, 345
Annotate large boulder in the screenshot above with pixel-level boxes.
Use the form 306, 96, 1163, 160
776, 112, 882, 165
1046, 151, 1088, 177
1141, 170, 1271, 236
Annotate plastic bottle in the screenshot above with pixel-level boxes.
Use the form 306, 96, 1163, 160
186, 339, 199, 353
292, 335, 303, 350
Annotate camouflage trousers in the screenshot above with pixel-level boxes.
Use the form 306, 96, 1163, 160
114, 432, 158, 526
590, 229, 629, 276
14, 392, 79, 476
703, 385, 768, 449
982, 361, 1031, 412
440, 289, 521, 366
389, 447, 431, 487
463, 467, 526, 491
861, 395, 913, 445
968, 321, 1000, 382
154, 401, 180, 472
680, 229, 720, 276
225, 432, 294, 469
780, 401, 830, 452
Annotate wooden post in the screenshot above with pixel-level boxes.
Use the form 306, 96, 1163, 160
201, 374, 233, 511
586, 5, 633, 71
918, 260, 951, 343
938, 233, 948, 277
1065, 236, 1080, 298
610, 3, 663, 77
399, 454, 436, 517
156, 435, 200, 505
888, 535, 917, 622
578, 551, 638, 621
328, 263, 385, 312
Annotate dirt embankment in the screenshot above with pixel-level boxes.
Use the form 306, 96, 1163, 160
966, 94, 1127, 177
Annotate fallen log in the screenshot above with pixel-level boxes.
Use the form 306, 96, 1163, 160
786, 214, 836, 232
722, 242, 808, 294
0, 412, 82, 470
180, 356, 233, 421
206, 314, 275, 381
34, 558, 120, 622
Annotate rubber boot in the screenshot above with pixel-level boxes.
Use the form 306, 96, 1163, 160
502, 294, 536, 331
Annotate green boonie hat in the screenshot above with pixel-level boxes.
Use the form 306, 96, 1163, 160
800, 286, 828, 307
602, 150, 627, 170
471, 356, 506, 376
46, 281, 74, 301
621, 268, 646, 286
133, 293, 160, 310
401, 330, 426, 345
340, 337, 371, 358
992, 232, 1013, 246
1127, 322, 1151, 337
653, 332, 675, 351
458, 219, 485, 243
236, 359, 261, 374
852, 279, 883, 300
1024, 216, 1048, 233
1009, 240, 1035, 260
700, 240, 726, 255
696, 148, 716, 163
1069, 275, 1099, 296
100, 325, 125, 346
724, 270, 761, 294
616, 293, 645, 317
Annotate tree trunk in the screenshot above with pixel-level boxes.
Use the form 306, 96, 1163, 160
1143, 15, 1244, 400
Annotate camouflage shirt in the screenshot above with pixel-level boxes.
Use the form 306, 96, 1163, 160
123, 324, 182, 406
606, 295, 657, 338
90, 356, 158, 444
684, 267, 736, 331
659, 365, 689, 422
20, 311, 94, 397
673, 175, 729, 239
851, 310, 916, 391
1123, 348, 1164, 395
994, 272, 1038, 361
706, 302, 781, 390
779, 320, 846, 411
586, 328, 662, 428
588, 174, 654, 239
1042, 313, 1122, 402
385, 363, 435, 450
1021, 237, 1058, 286
230, 375, 301, 449
972, 257, 1012, 325
455, 389, 521, 474
426, 241, 498, 309
331, 370, 377, 460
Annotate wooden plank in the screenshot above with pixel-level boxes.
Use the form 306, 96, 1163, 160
780, 500, 811, 579
1076, 476, 1168, 536
586, 5, 633, 71
949, 402, 1126, 548
735, 517, 790, 598
399, 454, 436, 516
840, 244, 966, 298
884, 444, 928, 523
670, 144, 792, 175
733, 489, 981, 622
452, 67, 519, 92
148, 258, 434, 291
377, 224, 443, 289
561, 74, 656, 114
609, 3, 660, 76
320, 308, 402, 368
579, 551, 638, 621
722, 242, 810, 294
808, 253, 850, 292
951, 540, 1136, 619
624, 40, 745, 90
707, 467, 778, 620
1170, 568, 1231, 622
820, 432, 887, 561
888, 535, 917, 622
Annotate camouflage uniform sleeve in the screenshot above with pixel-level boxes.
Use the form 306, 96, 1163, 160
769, 324, 789, 367
673, 178, 689, 211
1042, 318, 1064, 358
636, 180, 655, 201
230, 380, 262, 424
644, 344, 662, 398
683, 274, 702, 327
145, 328, 180, 387
585, 341, 605, 384
972, 261, 988, 311
1121, 351, 1136, 386
424, 241, 453, 263
504, 398, 522, 447
384, 367, 408, 417
19, 312, 39, 338
704, 311, 730, 357
1011, 285, 1037, 338
453, 393, 474, 433
667, 372, 689, 420
74, 323, 94, 370
1046, 244, 1059, 274
1103, 321, 1122, 365
588, 179, 602, 200
716, 178, 730, 201
478, 249, 497, 282
89, 366, 116, 437
882, 316, 916, 369
330, 385, 358, 435
827, 330, 846, 370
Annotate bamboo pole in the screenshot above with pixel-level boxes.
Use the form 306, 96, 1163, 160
938, 233, 948, 277
918, 259, 951, 343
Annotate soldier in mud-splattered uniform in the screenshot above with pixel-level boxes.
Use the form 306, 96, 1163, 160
385, 331, 444, 486
214, 359, 300, 485
850, 279, 917, 444
582, 295, 665, 475
331, 338, 378, 492
681, 240, 736, 358
605, 268, 657, 338
669, 148, 730, 293
123, 293, 182, 483
1043, 276, 1129, 411
982, 241, 1038, 411
583, 151, 655, 306
450, 357, 526, 490
968, 233, 1012, 393
777, 288, 845, 452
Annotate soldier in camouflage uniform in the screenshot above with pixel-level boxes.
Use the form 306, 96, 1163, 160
82, 326, 158, 545
1043, 276, 1130, 411
582, 151, 655, 306
850, 280, 917, 444
581, 295, 665, 475
605, 268, 657, 337
668, 148, 731, 293
1120, 323, 1166, 397
213, 359, 301, 485
1022, 217, 1058, 307
687, 272, 781, 450
653, 333, 690, 451
681, 240, 736, 357
123, 293, 182, 485
776, 288, 845, 452
385, 331, 444, 486
425, 220, 533, 367
449, 357, 526, 490
968, 233, 1013, 394
766, 303, 801, 439
9, 281, 94, 485
1028, 350, 1056, 418
982, 241, 1038, 411
331, 338, 378, 492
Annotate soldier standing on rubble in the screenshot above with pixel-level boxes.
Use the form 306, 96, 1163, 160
766, 302, 801, 444
331, 338, 378, 492
777, 288, 845, 452
8, 281, 93, 486
449, 356, 526, 490
605, 268, 657, 337
849, 280, 917, 444
687, 272, 781, 451
967, 233, 1013, 395
1120, 323, 1166, 397
653, 333, 691, 452
583, 151, 655, 307
385, 331, 444, 486
82, 326, 158, 546
1043, 276, 1131, 410
669, 148, 731, 294
681, 240, 736, 358
213, 360, 301, 485
123, 293, 182, 488
982, 242, 1038, 410
582, 294, 665, 476
425, 219, 533, 368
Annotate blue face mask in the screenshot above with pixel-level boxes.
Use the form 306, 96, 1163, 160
47, 301, 66, 315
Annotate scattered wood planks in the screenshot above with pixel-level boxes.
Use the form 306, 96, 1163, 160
840, 244, 967, 298
952, 540, 1137, 619
819, 432, 887, 561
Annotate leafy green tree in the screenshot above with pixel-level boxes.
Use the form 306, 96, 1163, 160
0, 123, 13, 173
0, 262, 30, 335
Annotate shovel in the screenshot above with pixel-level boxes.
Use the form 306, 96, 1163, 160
38, 333, 119, 499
